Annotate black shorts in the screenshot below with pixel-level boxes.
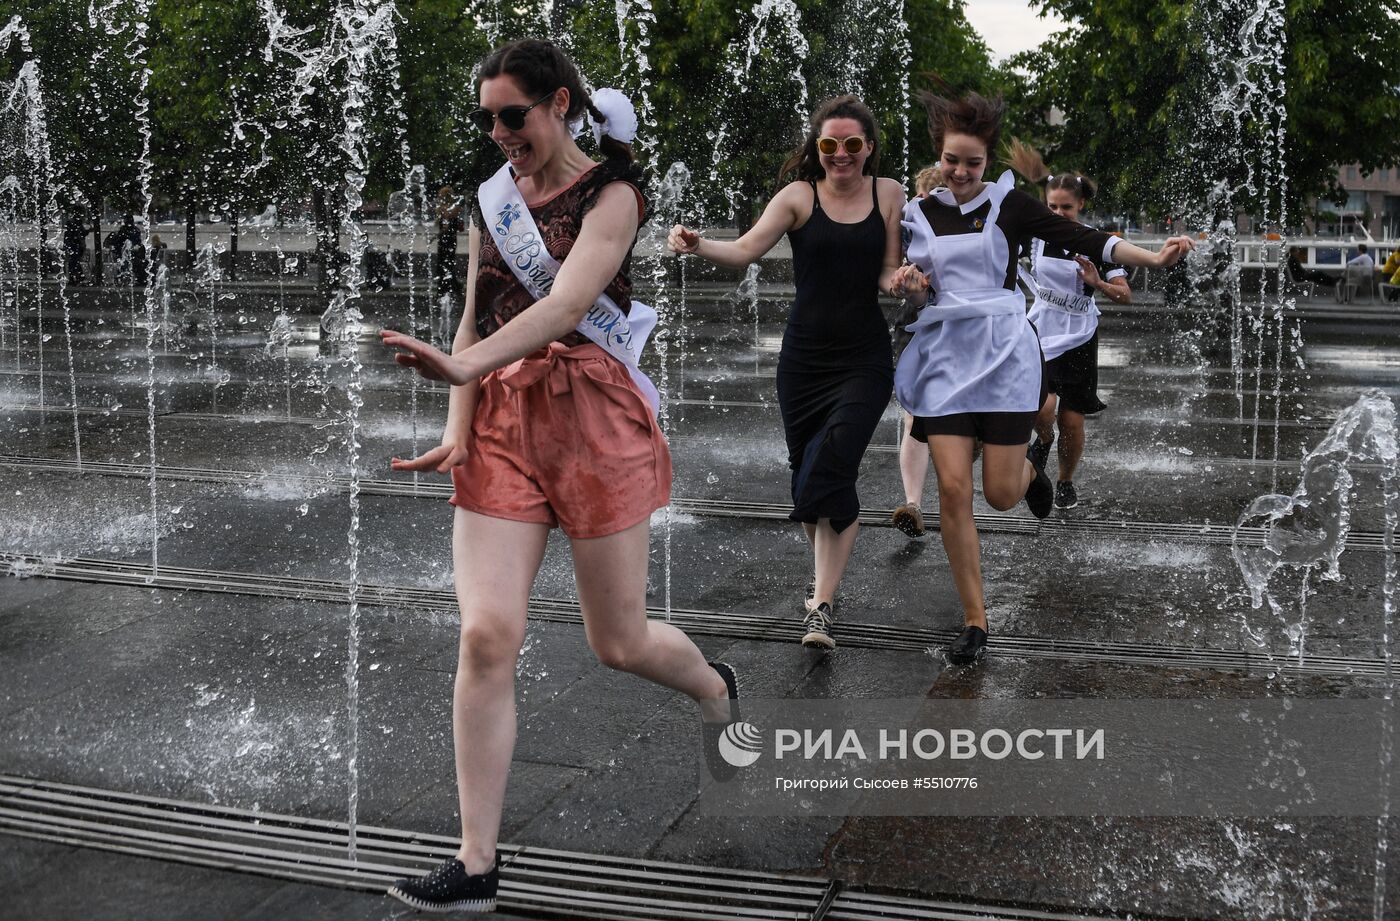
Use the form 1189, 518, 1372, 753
1046, 333, 1107, 415
909, 410, 1038, 445
908, 354, 1048, 445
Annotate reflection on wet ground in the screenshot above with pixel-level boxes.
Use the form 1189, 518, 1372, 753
2, 289, 1398, 918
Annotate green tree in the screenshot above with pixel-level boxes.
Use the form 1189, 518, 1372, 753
1014, 0, 1400, 221
1, 1, 144, 225
397, 0, 491, 191
148, 0, 285, 266
560, 0, 1003, 222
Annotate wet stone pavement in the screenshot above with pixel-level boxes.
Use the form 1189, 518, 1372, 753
1, 287, 1398, 919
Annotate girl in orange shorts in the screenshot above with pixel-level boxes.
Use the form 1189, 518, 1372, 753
379, 38, 735, 914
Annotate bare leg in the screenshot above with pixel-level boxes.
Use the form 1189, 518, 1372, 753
451, 510, 549, 874
981, 442, 1035, 511
800, 521, 817, 607
572, 517, 729, 720
1056, 407, 1086, 482
928, 435, 985, 629
811, 518, 859, 608
899, 411, 930, 506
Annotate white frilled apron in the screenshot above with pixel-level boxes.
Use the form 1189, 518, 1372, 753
1024, 236, 1100, 362
894, 171, 1043, 416
478, 163, 660, 413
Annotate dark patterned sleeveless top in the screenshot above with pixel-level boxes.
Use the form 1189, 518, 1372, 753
475, 158, 648, 347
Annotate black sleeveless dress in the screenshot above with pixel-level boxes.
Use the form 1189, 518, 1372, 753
776, 179, 894, 532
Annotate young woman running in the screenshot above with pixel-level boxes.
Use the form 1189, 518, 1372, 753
1010, 143, 1131, 510
668, 95, 906, 651
379, 39, 736, 912
890, 93, 1193, 664
890, 163, 942, 538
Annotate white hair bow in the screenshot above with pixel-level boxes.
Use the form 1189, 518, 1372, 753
589, 87, 639, 145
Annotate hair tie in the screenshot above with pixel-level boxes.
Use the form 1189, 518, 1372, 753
589, 88, 638, 145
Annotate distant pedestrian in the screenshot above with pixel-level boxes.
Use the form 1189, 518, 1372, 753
435, 185, 464, 291
62, 212, 86, 284
105, 214, 146, 286
1287, 247, 1337, 290
150, 233, 168, 271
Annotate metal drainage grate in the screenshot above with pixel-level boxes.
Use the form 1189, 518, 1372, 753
0, 774, 1120, 921
0, 454, 1389, 552
0, 552, 1383, 680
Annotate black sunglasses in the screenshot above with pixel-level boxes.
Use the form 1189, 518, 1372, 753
467, 91, 556, 134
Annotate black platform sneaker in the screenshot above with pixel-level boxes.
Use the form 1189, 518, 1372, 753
387, 856, 498, 913
702, 661, 741, 782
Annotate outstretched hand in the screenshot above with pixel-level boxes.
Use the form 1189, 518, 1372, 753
668, 224, 701, 255
391, 441, 469, 474
1074, 255, 1102, 287
379, 329, 474, 386
1155, 235, 1196, 268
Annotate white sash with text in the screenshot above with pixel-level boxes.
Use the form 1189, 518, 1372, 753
479, 164, 660, 413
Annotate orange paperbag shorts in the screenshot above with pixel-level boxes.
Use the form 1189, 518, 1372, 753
450, 341, 671, 539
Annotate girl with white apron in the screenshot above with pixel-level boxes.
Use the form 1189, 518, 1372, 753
891, 91, 1195, 666
1023, 171, 1131, 511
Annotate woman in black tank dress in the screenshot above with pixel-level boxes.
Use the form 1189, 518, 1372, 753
669, 94, 905, 651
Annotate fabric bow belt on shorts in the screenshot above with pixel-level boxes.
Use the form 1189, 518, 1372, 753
497, 341, 583, 397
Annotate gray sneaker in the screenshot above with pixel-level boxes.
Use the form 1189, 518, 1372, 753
801, 602, 836, 650
1054, 481, 1079, 509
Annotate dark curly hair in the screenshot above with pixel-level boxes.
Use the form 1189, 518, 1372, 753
920, 91, 1006, 160
778, 94, 881, 185
477, 38, 633, 162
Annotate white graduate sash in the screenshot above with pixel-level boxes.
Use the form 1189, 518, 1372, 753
479, 164, 660, 413
1030, 238, 1100, 316
1035, 287, 1096, 315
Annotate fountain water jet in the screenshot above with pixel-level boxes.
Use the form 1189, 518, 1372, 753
1232, 388, 1400, 918
260, 0, 406, 860
0, 18, 81, 467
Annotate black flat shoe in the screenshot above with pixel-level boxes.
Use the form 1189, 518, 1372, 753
701, 661, 742, 782
1024, 459, 1053, 519
1027, 434, 1053, 471
947, 625, 988, 664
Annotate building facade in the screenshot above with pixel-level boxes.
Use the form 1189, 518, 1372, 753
1331, 164, 1400, 240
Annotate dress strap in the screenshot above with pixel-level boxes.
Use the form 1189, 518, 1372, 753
870, 176, 879, 208
809, 180, 822, 213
